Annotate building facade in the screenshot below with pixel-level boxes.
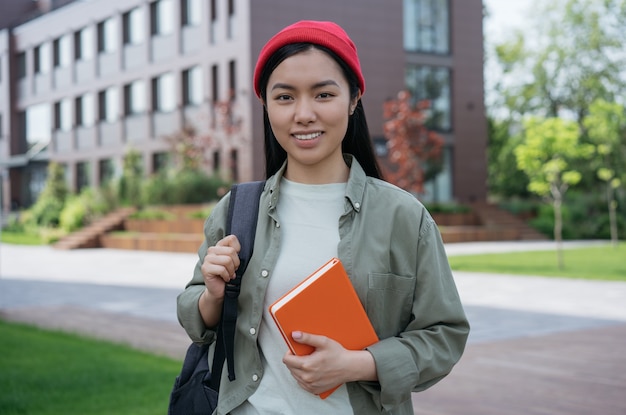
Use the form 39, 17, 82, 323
0, 0, 487, 212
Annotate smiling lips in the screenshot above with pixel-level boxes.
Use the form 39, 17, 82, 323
293, 132, 323, 140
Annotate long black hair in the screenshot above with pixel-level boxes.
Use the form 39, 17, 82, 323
257, 43, 383, 180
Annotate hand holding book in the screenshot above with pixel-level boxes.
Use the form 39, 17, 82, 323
269, 257, 378, 398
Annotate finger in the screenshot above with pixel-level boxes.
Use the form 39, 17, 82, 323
291, 331, 329, 349
202, 253, 239, 282
216, 234, 241, 252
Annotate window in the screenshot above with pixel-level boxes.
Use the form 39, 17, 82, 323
227, 0, 235, 38
54, 99, 72, 131
53, 35, 71, 67
182, 66, 203, 106
212, 150, 220, 173
124, 80, 146, 115
211, 64, 219, 102
230, 149, 238, 181
403, 0, 449, 54
151, 0, 174, 36
209, 0, 217, 43
34, 43, 51, 74
25, 103, 51, 145
99, 159, 116, 184
123, 8, 145, 45
182, 0, 201, 26
17, 52, 26, 79
98, 87, 119, 122
74, 26, 94, 61
210, 0, 217, 23
75, 93, 95, 127
97, 18, 118, 53
152, 72, 176, 112
76, 161, 91, 191
152, 152, 169, 173
228, 60, 236, 99
405, 65, 451, 131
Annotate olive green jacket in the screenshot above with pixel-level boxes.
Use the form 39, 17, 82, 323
177, 155, 470, 414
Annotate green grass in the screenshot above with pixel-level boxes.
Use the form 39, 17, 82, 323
0, 320, 182, 415
0, 231, 44, 245
448, 242, 626, 281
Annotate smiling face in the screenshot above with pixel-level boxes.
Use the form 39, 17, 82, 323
264, 47, 359, 183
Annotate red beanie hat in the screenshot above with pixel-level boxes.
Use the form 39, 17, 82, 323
253, 20, 365, 98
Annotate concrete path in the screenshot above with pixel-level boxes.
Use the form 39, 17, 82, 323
1, 240, 625, 414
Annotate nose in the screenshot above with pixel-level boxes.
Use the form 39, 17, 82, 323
294, 98, 316, 124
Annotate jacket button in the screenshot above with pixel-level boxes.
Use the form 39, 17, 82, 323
252, 374, 259, 382
249, 327, 256, 335
261, 270, 269, 278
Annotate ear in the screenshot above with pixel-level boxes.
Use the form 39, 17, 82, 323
350, 93, 361, 115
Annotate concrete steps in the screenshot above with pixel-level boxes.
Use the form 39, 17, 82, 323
467, 202, 548, 241
53, 207, 137, 250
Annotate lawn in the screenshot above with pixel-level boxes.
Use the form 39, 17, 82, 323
448, 242, 626, 281
0, 320, 182, 415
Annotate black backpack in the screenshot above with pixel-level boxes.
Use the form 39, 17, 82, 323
168, 181, 265, 415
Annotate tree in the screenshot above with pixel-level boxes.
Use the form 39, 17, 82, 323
486, 117, 529, 198
23, 162, 69, 227
119, 148, 144, 208
515, 117, 594, 269
381, 90, 444, 195
165, 124, 211, 172
583, 99, 626, 246
165, 96, 242, 178
491, 0, 626, 125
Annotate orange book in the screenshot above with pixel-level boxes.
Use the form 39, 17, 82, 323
268, 257, 378, 399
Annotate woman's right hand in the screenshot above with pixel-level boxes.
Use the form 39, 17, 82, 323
201, 234, 241, 297
198, 235, 241, 327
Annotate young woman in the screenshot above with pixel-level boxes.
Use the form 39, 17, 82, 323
177, 20, 469, 414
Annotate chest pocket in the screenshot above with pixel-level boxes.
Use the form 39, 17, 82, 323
366, 273, 416, 339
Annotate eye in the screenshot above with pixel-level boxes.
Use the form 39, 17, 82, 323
317, 92, 334, 99
274, 94, 293, 101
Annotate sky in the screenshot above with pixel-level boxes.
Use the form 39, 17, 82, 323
482, 0, 535, 111
483, 0, 534, 43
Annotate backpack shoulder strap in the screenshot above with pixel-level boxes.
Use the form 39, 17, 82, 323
211, 180, 265, 388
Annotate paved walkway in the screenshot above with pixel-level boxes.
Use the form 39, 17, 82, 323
1, 241, 625, 414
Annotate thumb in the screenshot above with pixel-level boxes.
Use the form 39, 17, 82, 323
291, 331, 327, 348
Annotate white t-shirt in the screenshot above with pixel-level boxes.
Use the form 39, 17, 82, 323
232, 178, 354, 414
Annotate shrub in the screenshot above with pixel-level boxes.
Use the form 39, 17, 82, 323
143, 170, 230, 205
424, 202, 471, 214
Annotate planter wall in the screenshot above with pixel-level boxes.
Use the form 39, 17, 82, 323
431, 212, 480, 227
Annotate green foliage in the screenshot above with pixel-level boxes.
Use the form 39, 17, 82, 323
487, 117, 530, 198
529, 190, 626, 240
0, 320, 180, 415
143, 169, 230, 205
515, 117, 593, 197
118, 148, 144, 208
187, 205, 215, 219
0, 231, 43, 245
491, 0, 626, 122
22, 162, 69, 228
59, 187, 118, 232
59, 196, 87, 232
424, 202, 471, 214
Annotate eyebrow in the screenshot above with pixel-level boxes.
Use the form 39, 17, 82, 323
270, 80, 340, 92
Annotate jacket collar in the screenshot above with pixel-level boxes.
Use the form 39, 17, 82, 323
264, 154, 367, 213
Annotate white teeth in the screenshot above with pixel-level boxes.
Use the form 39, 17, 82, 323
293, 132, 322, 140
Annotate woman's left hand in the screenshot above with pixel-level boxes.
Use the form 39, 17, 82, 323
282, 331, 377, 395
